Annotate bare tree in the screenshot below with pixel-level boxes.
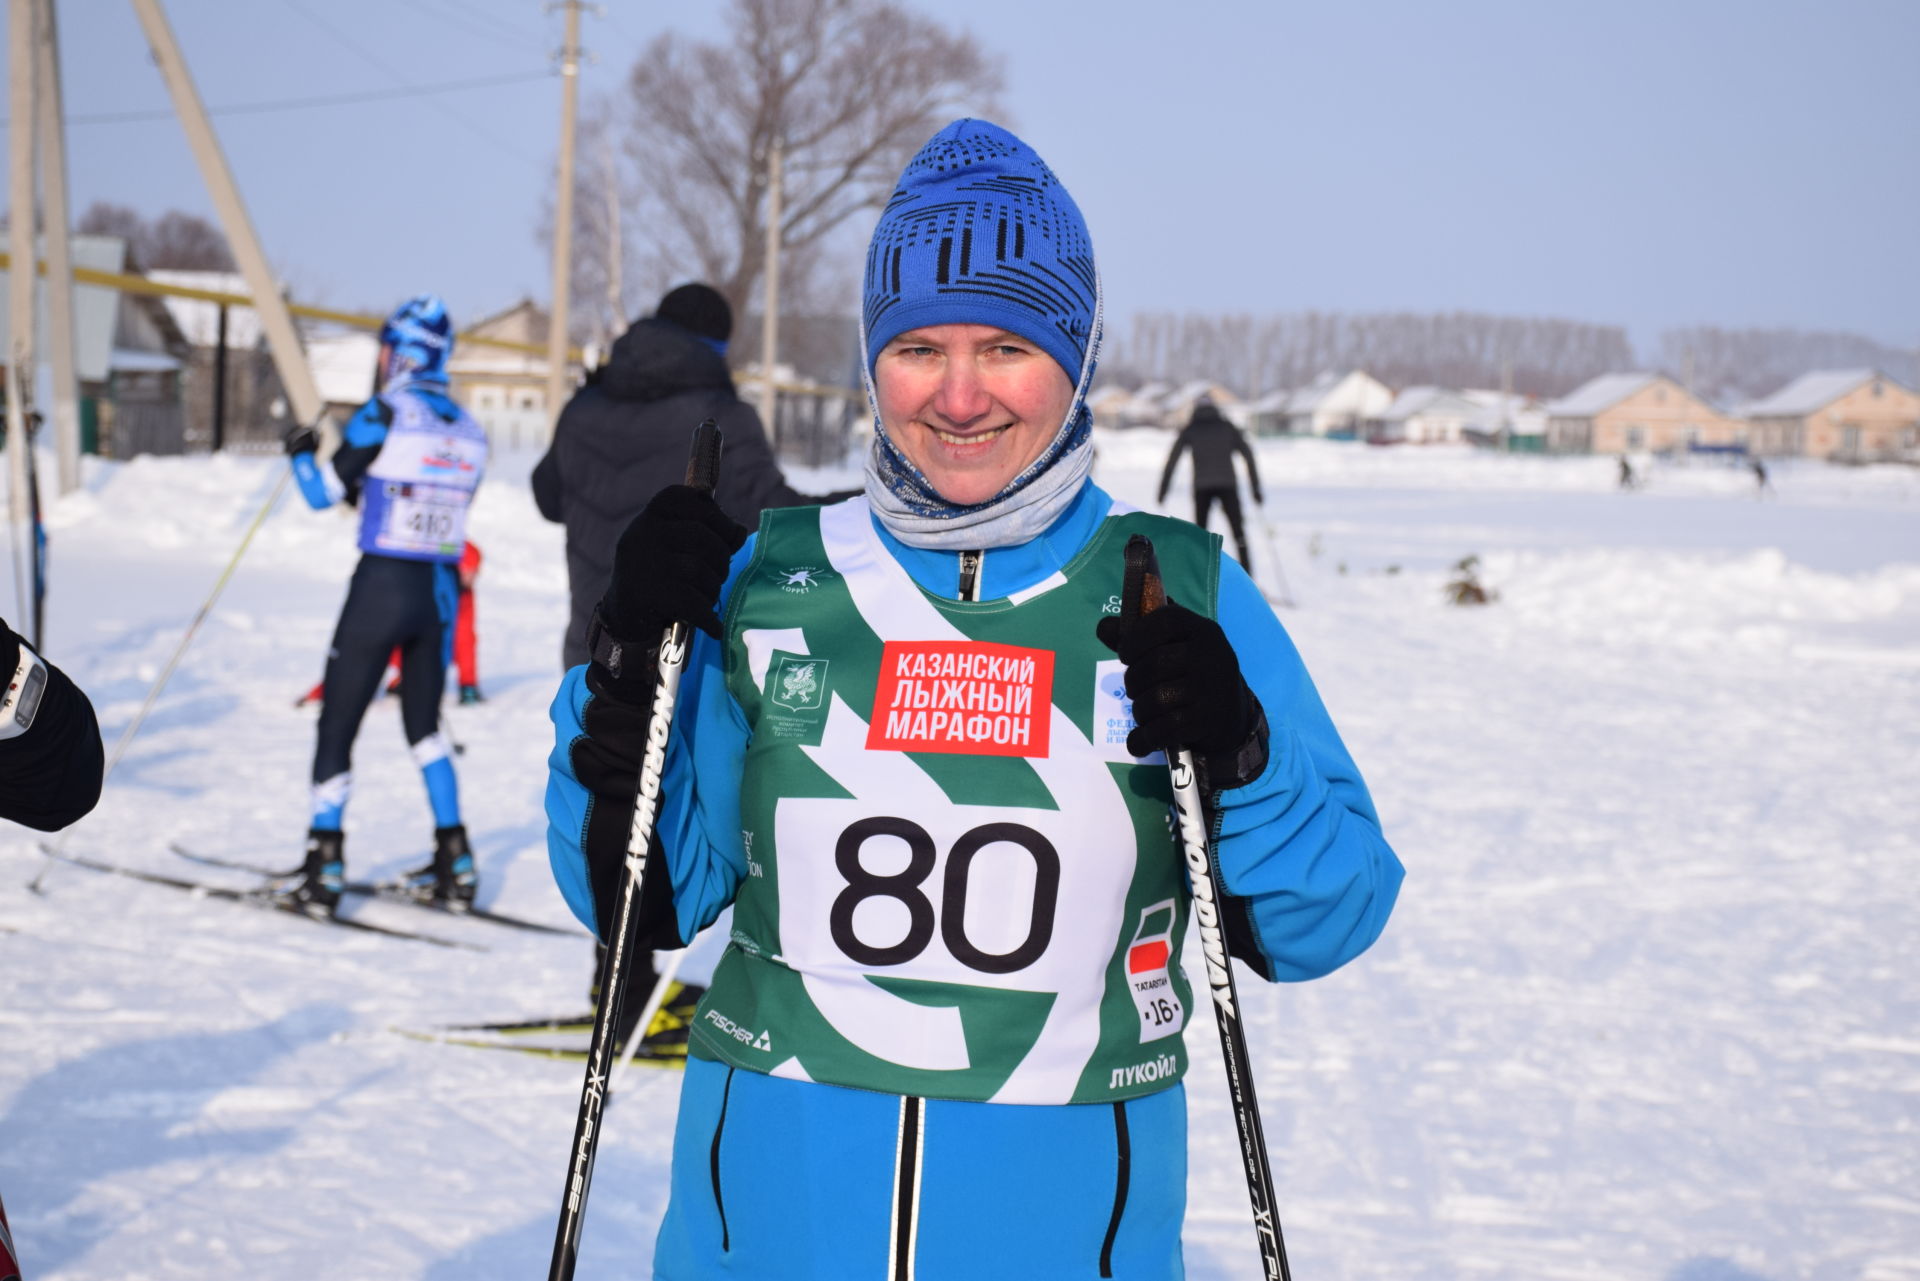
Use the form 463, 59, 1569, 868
1108, 310, 1636, 399
550, 0, 1003, 345
77, 201, 234, 271
1658, 325, 1919, 403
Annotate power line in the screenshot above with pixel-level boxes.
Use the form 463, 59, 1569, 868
410, 0, 538, 50
280, 0, 545, 169
3, 69, 554, 128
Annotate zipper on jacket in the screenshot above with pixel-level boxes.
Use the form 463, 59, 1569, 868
710, 1066, 735, 1251
1099, 1099, 1132, 1277
957, 549, 983, 602
888, 1095, 925, 1280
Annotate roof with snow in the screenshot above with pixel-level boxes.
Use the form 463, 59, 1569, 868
1743, 369, 1905, 417
148, 270, 262, 350
1546, 372, 1658, 417
1285, 371, 1346, 412
1378, 386, 1485, 421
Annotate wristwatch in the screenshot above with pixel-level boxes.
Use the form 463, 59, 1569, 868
0, 643, 48, 741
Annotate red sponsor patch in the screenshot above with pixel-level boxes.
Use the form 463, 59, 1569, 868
866, 641, 1054, 758
1128, 940, 1171, 974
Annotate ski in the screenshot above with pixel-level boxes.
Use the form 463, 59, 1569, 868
167, 844, 582, 938
443, 983, 706, 1038
390, 1024, 686, 1066
43, 845, 480, 950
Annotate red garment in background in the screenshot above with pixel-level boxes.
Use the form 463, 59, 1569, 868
298, 541, 482, 705
454, 541, 482, 688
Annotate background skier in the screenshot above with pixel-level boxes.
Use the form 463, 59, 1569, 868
545, 119, 1401, 1278
1155, 399, 1264, 567
284, 295, 489, 916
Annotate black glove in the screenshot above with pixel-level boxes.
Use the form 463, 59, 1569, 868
0, 616, 20, 677
1096, 601, 1268, 790
283, 424, 320, 456
592, 486, 747, 695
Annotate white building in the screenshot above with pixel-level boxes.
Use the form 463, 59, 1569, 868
1278, 370, 1393, 437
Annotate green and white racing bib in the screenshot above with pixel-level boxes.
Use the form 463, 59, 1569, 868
693, 498, 1222, 1105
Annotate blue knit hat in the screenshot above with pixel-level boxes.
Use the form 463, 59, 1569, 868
862, 119, 1099, 387
379, 294, 454, 386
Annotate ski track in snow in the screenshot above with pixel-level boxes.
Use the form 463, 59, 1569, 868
2, 437, 1917, 1280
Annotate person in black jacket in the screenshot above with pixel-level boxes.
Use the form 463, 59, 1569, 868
533, 283, 835, 669
0, 616, 103, 832
533, 283, 842, 1046
1156, 399, 1264, 567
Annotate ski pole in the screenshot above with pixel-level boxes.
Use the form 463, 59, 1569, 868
1255, 503, 1295, 609
1120, 534, 1291, 1281
26, 462, 293, 893
548, 419, 723, 1281
609, 944, 690, 1095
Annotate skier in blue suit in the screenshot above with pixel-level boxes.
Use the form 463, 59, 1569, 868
545, 121, 1402, 1278
285, 295, 489, 915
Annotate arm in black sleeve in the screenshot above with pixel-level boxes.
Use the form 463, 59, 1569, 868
329, 396, 393, 506
1235, 426, 1263, 503
567, 664, 685, 948
532, 437, 564, 523
0, 627, 105, 832
1157, 428, 1192, 505
710, 402, 813, 521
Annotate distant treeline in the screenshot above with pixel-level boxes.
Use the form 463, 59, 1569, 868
1656, 327, 1918, 404
1106, 310, 1917, 403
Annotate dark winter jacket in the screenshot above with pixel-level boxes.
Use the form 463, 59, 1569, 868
1156, 404, 1263, 503
533, 318, 812, 668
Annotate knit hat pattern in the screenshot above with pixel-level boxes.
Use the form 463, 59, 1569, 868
862, 119, 1098, 386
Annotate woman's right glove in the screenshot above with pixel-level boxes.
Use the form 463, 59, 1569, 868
588, 485, 748, 701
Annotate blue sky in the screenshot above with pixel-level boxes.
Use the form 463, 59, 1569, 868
11, 0, 1917, 353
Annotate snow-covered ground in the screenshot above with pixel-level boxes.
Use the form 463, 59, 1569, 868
2, 435, 1916, 1280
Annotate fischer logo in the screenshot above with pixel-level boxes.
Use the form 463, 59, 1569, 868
1172, 759, 1236, 1020
866, 640, 1054, 758
1109, 1051, 1179, 1090
703, 1008, 773, 1052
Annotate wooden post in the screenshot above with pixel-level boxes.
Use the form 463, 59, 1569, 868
127, 0, 326, 436
33, 0, 78, 492
8, 0, 38, 617
544, 0, 583, 437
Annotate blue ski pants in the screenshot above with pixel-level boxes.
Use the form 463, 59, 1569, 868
653, 1055, 1188, 1280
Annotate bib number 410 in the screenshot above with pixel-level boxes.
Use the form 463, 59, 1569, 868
829, 817, 1060, 975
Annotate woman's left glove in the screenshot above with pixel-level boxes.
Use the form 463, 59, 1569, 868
1096, 602, 1268, 790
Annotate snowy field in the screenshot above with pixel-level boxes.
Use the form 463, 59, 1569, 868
2, 433, 1917, 1280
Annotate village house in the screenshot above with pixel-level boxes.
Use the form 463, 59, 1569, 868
1, 234, 192, 457
1545, 372, 1744, 455
1274, 369, 1392, 437
1742, 369, 1919, 461
1369, 386, 1487, 444
447, 298, 561, 448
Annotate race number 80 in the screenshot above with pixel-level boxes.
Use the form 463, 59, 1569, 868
829, 817, 1060, 975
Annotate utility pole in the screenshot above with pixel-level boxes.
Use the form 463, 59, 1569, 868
602, 131, 621, 351
8, 0, 38, 629
544, 0, 584, 434
35, 0, 80, 493
128, 0, 326, 435
759, 136, 782, 441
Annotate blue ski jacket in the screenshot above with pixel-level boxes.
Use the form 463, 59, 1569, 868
543, 482, 1401, 1279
